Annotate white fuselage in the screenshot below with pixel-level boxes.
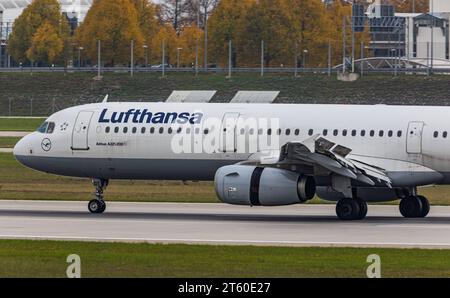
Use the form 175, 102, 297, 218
13, 102, 450, 186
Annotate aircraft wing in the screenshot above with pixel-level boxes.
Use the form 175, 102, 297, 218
242, 135, 392, 187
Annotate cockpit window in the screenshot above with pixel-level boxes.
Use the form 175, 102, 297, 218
37, 122, 49, 133
47, 122, 55, 134
37, 121, 56, 134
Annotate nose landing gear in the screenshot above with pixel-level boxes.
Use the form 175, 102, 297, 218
88, 178, 109, 214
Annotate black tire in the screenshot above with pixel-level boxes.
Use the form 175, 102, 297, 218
399, 196, 423, 218
356, 199, 368, 220
88, 199, 105, 214
417, 195, 430, 218
336, 198, 361, 220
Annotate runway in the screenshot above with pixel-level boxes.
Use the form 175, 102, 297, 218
1, 200, 450, 249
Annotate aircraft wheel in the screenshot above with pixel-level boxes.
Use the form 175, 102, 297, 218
417, 195, 430, 218
88, 199, 106, 214
336, 198, 361, 220
399, 196, 423, 218
356, 198, 368, 220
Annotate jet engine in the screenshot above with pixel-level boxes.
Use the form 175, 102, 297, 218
215, 165, 316, 206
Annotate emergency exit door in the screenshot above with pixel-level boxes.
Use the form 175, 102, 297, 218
220, 113, 240, 153
72, 111, 94, 150
406, 121, 424, 154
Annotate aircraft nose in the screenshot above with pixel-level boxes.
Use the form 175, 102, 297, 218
13, 135, 34, 166
13, 136, 27, 157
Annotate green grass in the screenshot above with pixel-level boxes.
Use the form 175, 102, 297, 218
0, 240, 449, 277
0, 152, 450, 205
0, 117, 44, 131
0, 152, 218, 202
0, 137, 21, 148
2, 72, 450, 116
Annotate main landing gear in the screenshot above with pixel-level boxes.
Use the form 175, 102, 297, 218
399, 195, 430, 218
88, 178, 109, 214
336, 197, 368, 221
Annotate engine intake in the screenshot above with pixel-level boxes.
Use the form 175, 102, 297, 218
215, 165, 316, 206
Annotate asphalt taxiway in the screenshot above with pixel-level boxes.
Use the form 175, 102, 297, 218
1, 201, 450, 248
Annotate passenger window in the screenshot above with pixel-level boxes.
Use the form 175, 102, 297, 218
258, 129, 263, 135
361, 130, 366, 137
186, 128, 191, 134
37, 122, 49, 133
177, 127, 183, 134
388, 130, 393, 137
150, 127, 155, 134
397, 131, 402, 137
46, 122, 55, 134
268, 129, 272, 135
141, 127, 146, 134
114, 127, 119, 133
379, 130, 384, 137
351, 130, 356, 137
204, 129, 210, 135
132, 127, 137, 134
159, 127, 164, 134
286, 129, 291, 136
249, 128, 255, 135
168, 128, 173, 134
295, 129, 300, 136
240, 128, 245, 135
277, 129, 282, 135
434, 131, 439, 138
123, 127, 128, 133
308, 129, 314, 136
323, 129, 328, 136
333, 129, 338, 136
370, 130, 375, 137
195, 128, 200, 134
106, 127, 111, 133
444, 132, 448, 138
342, 130, 348, 137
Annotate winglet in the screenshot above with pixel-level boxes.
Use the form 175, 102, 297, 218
102, 95, 109, 103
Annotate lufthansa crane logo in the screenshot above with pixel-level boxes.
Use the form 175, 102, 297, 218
41, 138, 52, 152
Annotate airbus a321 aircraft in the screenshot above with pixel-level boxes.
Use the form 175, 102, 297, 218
13, 98, 449, 220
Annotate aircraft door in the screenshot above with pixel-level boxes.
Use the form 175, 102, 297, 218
72, 111, 94, 150
406, 121, 424, 154
220, 113, 240, 153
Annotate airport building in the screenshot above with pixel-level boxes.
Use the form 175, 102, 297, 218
358, 0, 450, 64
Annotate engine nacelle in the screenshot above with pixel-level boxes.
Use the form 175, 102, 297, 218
215, 165, 316, 206
316, 186, 399, 202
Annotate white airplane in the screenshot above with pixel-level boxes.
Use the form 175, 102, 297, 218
13, 99, 449, 220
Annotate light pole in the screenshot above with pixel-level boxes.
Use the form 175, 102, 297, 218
78, 47, 84, 68
303, 49, 308, 70
177, 47, 183, 68
143, 45, 148, 67
391, 48, 397, 76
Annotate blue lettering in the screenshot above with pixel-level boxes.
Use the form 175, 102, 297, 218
98, 108, 204, 125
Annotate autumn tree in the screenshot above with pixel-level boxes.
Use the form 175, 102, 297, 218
207, 0, 254, 67
76, 0, 144, 66
132, 0, 159, 44
8, 0, 71, 65
284, 0, 333, 67
237, 0, 291, 67
151, 24, 179, 65
27, 21, 64, 64
178, 25, 203, 66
